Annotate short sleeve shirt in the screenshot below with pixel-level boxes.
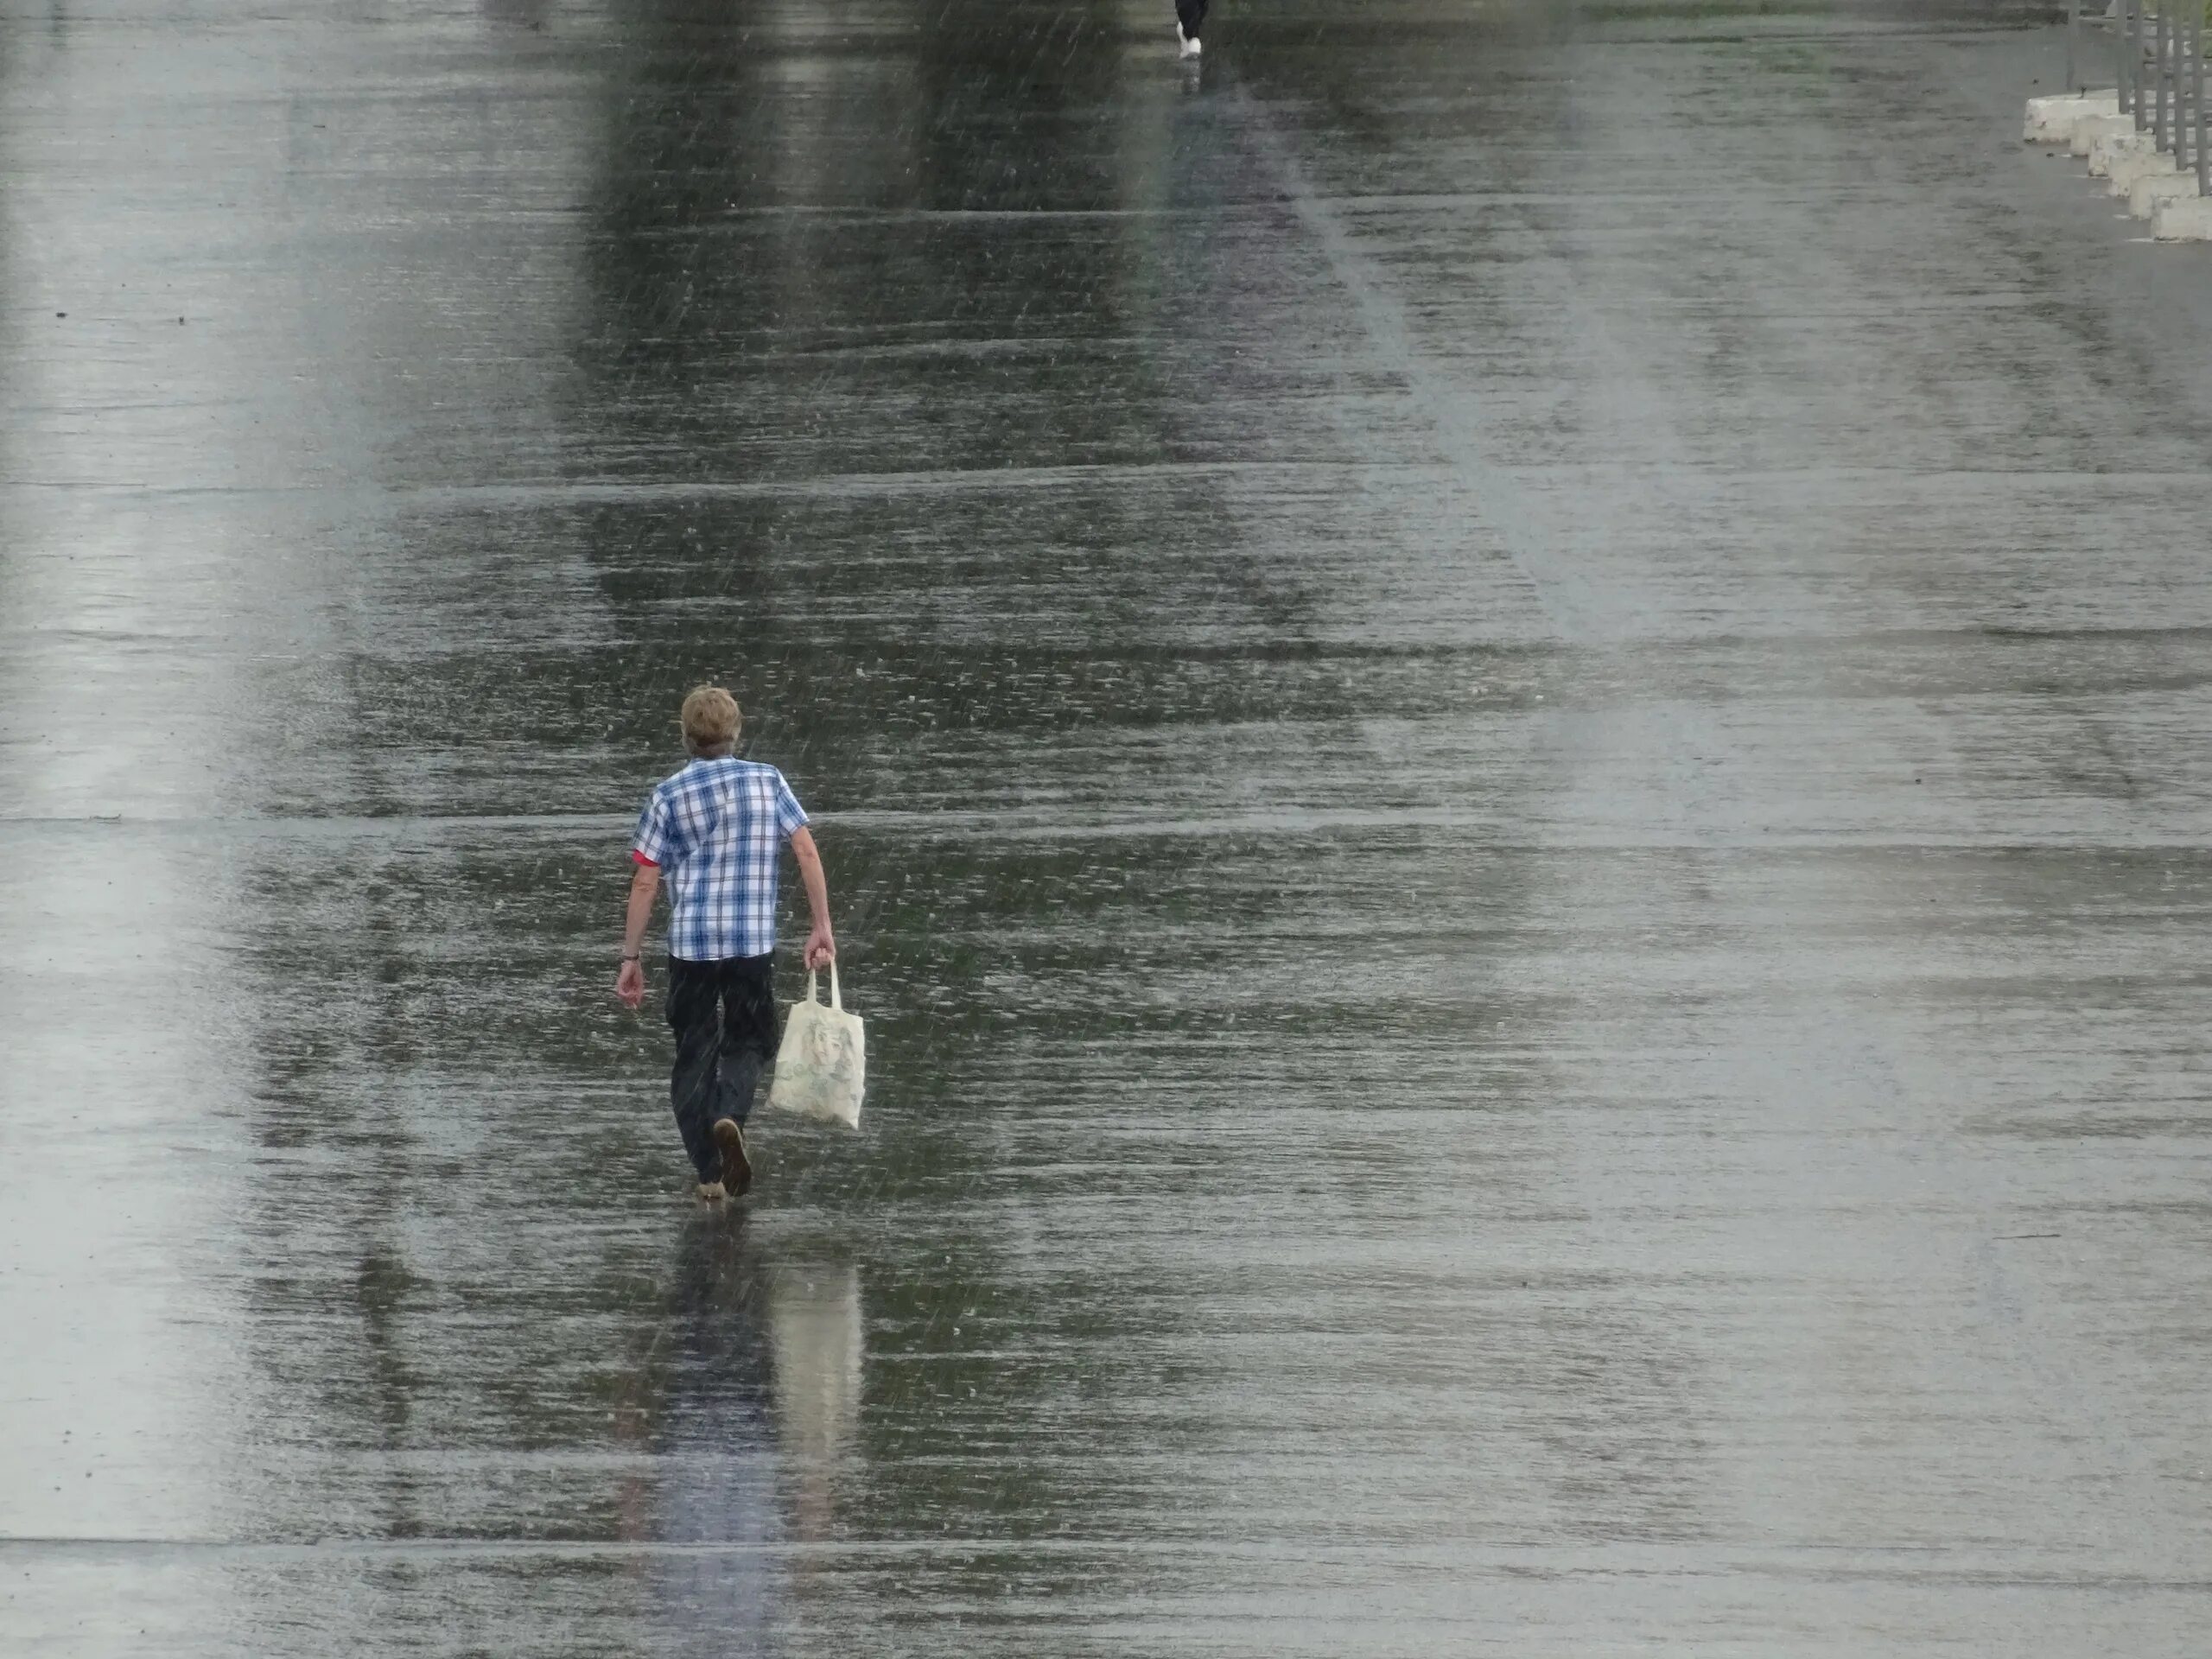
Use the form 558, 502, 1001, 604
632, 758, 810, 961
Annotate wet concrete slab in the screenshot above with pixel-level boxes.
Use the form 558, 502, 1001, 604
3, 0, 2211, 1652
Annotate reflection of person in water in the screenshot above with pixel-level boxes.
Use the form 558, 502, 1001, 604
637, 1215, 783, 1651
609, 1215, 866, 1648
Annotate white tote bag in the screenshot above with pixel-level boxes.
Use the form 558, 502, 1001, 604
766, 963, 865, 1129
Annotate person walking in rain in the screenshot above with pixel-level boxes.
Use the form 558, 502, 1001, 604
616, 685, 836, 1200
1176, 0, 1207, 56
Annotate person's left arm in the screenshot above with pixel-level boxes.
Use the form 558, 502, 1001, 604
773, 771, 836, 971
788, 827, 835, 970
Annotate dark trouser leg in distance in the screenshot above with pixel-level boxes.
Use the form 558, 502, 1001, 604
1177, 0, 1207, 39
710, 954, 777, 1128
665, 956, 726, 1181
666, 954, 779, 1185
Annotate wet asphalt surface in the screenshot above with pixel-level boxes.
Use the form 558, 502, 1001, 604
5, 0, 2212, 1652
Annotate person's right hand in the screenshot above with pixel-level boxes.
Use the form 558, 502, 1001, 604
615, 957, 645, 1009
804, 926, 836, 972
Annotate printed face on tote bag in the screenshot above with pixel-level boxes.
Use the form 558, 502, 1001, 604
798, 1018, 855, 1084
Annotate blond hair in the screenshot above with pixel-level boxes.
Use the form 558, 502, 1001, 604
680, 684, 741, 755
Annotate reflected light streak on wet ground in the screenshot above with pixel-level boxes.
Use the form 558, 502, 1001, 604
3, 0, 2211, 1652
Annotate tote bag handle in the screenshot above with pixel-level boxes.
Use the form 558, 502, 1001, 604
802, 963, 843, 1012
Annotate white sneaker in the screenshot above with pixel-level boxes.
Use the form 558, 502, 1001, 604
1179, 31, 1202, 58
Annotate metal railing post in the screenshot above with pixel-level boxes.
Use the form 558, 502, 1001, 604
2120, 0, 2138, 118
2187, 8, 2198, 175
2197, 8, 2210, 196
2155, 5, 2171, 153
2067, 0, 2080, 95
2136, 1, 2150, 128
2139, 2, 2150, 119
2177, 7, 2191, 174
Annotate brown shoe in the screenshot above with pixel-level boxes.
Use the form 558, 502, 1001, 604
713, 1118, 752, 1196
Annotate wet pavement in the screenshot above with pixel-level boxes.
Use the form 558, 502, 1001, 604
5, 0, 2212, 1651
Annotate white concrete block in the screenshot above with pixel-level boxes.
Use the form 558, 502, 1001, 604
2088, 130, 2160, 176
2071, 113, 2139, 156
2025, 90, 2118, 121
2024, 88, 2119, 143
2129, 170, 2202, 219
2152, 195, 2212, 239
2106, 149, 2179, 194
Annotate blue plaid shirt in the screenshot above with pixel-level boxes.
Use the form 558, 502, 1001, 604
632, 758, 810, 962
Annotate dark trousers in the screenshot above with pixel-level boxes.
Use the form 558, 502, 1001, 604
665, 954, 778, 1182
1177, 0, 1207, 37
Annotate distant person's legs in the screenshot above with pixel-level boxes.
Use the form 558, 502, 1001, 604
1176, 0, 1207, 54
666, 957, 728, 1189
707, 954, 777, 1194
